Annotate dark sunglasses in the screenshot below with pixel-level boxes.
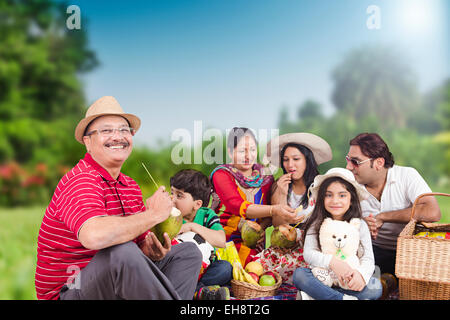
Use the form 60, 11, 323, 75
345, 155, 372, 167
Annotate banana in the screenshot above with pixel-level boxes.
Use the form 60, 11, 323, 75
238, 267, 245, 282
233, 262, 259, 285
232, 263, 241, 281
241, 268, 259, 285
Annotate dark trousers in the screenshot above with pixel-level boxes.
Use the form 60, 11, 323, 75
196, 260, 233, 291
373, 245, 397, 276
60, 241, 202, 300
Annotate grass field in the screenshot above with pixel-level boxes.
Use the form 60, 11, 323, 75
431, 185, 450, 224
0, 206, 44, 300
0, 190, 449, 300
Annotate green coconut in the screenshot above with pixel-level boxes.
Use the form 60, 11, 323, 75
240, 220, 264, 249
151, 207, 183, 245
270, 224, 297, 248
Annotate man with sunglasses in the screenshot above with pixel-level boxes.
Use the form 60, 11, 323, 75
35, 96, 202, 300
346, 133, 441, 276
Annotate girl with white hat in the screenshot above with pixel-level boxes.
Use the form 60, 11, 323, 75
293, 168, 382, 300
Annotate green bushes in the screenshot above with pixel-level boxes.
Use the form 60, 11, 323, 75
0, 206, 44, 300
0, 161, 68, 206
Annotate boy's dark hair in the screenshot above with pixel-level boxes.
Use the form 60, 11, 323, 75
301, 176, 362, 248
170, 169, 212, 207
350, 133, 394, 168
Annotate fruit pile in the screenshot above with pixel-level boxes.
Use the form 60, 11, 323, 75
232, 261, 277, 287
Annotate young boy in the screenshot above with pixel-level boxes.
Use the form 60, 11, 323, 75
170, 169, 232, 300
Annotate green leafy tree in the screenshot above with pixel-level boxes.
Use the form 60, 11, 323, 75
277, 105, 290, 131
437, 79, 450, 131
331, 45, 420, 128
276, 48, 448, 187
433, 79, 450, 180
297, 99, 324, 121
409, 79, 448, 134
0, 0, 98, 165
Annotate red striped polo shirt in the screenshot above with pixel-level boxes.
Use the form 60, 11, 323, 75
35, 153, 147, 300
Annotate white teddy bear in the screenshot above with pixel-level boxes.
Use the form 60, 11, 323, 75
311, 217, 361, 290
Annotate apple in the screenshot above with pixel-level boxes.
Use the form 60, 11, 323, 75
248, 272, 259, 283
259, 274, 276, 286
263, 271, 276, 282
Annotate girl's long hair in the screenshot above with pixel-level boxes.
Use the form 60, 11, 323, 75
280, 143, 319, 208
301, 176, 362, 247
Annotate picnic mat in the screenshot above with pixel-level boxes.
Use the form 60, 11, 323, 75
230, 283, 400, 300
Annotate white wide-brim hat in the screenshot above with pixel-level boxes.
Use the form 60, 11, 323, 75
308, 167, 370, 202
262, 133, 332, 173
74, 96, 141, 144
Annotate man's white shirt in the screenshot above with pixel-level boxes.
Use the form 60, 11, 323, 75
360, 165, 432, 250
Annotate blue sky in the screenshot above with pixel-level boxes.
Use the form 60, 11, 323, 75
67, 0, 449, 147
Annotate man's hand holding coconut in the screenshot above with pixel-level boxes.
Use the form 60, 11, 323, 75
139, 186, 178, 261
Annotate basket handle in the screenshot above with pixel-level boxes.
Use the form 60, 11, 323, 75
410, 192, 450, 221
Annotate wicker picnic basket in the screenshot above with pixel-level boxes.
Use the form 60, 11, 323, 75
395, 192, 450, 300
231, 272, 282, 299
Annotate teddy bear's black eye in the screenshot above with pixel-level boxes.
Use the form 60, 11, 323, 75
344, 235, 347, 239
332, 235, 336, 239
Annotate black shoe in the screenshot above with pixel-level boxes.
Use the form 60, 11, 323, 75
199, 286, 230, 300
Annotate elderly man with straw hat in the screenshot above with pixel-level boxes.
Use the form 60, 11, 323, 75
35, 96, 202, 300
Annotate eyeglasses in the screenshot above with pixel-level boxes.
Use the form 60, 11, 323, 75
85, 127, 135, 138
345, 155, 372, 167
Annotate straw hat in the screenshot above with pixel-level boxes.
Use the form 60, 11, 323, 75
74, 96, 141, 144
262, 133, 332, 173
308, 167, 370, 202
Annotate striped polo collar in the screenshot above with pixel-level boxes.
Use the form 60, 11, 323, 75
82, 152, 129, 186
